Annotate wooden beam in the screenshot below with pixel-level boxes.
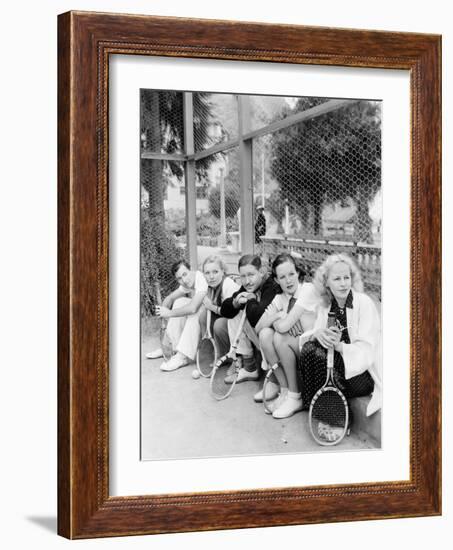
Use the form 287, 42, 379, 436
191, 136, 239, 161
242, 99, 358, 141
183, 92, 197, 269
141, 151, 186, 161
237, 95, 254, 255
188, 99, 357, 162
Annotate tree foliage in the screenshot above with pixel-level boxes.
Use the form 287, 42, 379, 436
140, 90, 215, 315
208, 182, 240, 219
270, 99, 381, 241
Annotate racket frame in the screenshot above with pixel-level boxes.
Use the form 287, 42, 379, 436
154, 281, 173, 362
210, 309, 247, 400
196, 309, 218, 378
308, 313, 349, 446
262, 362, 281, 413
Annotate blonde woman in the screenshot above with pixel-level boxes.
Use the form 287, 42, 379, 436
298, 253, 381, 421
200, 256, 239, 356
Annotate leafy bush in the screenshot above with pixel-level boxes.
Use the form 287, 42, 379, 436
141, 211, 184, 317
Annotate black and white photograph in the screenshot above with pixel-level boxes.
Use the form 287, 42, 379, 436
2, 0, 447, 547
140, 90, 382, 460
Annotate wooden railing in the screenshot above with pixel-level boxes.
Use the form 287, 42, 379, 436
261, 235, 381, 297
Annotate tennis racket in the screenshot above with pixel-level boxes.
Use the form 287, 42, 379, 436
308, 312, 349, 446
210, 309, 247, 400
154, 282, 173, 362
262, 362, 282, 414
196, 308, 218, 377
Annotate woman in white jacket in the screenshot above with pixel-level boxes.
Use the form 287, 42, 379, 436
298, 253, 382, 420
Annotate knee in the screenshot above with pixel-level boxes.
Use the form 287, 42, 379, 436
213, 317, 227, 337
273, 331, 289, 349
301, 340, 325, 362
259, 327, 274, 345
172, 298, 186, 309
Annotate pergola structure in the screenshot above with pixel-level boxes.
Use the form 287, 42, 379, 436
141, 94, 357, 269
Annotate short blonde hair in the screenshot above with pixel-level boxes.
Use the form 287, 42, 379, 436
313, 253, 363, 306
202, 255, 227, 274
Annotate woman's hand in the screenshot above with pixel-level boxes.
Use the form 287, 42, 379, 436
288, 320, 304, 338
202, 296, 215, 312
155, 305, 171, 319
314, 326, 341, 348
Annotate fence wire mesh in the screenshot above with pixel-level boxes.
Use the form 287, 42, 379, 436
257, 98, 381, 296
140, 90, 382, 317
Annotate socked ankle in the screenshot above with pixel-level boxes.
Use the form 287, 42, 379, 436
241, 354, 256, 372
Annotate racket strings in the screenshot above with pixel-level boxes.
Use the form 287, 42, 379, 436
310, 390, 348, 444
312, 390, 347, 427
197, 338, 216, 377
211, 358, 235, 399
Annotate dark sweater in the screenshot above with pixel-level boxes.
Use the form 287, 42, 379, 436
220, 276, 280, 327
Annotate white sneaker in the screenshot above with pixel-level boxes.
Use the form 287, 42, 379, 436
225, 368, 259, 384
145, 348, 163, 359
272, 396, 303, 419
160, 353, 191, 372
254, 381, 279, 402
264, 388, 288, 414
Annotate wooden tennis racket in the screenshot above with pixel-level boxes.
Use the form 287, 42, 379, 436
308, 312, 349, 446
210, 310, 247, 400
154, 282, 173, 362
196, 308, 218, 378
262, 362, 282, 414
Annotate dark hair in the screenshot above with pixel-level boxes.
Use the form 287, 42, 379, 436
271, 253, 306, 282
238, 254, 262, 271
171, 259, 191, 276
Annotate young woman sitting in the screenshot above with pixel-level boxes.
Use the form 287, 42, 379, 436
199, 255, 239, 357
255, 253, 320, 419
298, 253, 381, 435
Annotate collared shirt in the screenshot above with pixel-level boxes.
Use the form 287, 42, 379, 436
265, 282, 320, 317
329, 290, 353, 344
208, 276, 240, 305
179, 271, 208, 298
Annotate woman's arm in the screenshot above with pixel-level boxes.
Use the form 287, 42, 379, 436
202, 295, 222, 316
341, 296, 380, 379
255, 310, 283, 334
273, 304, 306, 334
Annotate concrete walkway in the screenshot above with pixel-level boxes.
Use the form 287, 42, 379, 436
141, 332, 377, 461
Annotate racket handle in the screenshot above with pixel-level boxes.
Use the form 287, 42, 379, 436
154, 282, 162, 305
327, 311, 336, 328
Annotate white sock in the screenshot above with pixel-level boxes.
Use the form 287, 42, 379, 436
288, 391, 301, 400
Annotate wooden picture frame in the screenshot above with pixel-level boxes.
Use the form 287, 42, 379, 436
58, 11, 441, 539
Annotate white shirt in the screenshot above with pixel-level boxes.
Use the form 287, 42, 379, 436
179, 270, 208, 298
221, 276, 240, 301
265, 282, 320, 317
299, 290, 382, 416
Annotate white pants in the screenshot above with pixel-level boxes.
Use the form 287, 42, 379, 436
227, 312, 260, 357
166, 297, 201, 360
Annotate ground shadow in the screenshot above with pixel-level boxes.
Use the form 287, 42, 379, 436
26, 516, 57, 534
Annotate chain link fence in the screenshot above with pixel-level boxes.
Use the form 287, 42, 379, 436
259, 98, 382, 297
140, 90, 382, 317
